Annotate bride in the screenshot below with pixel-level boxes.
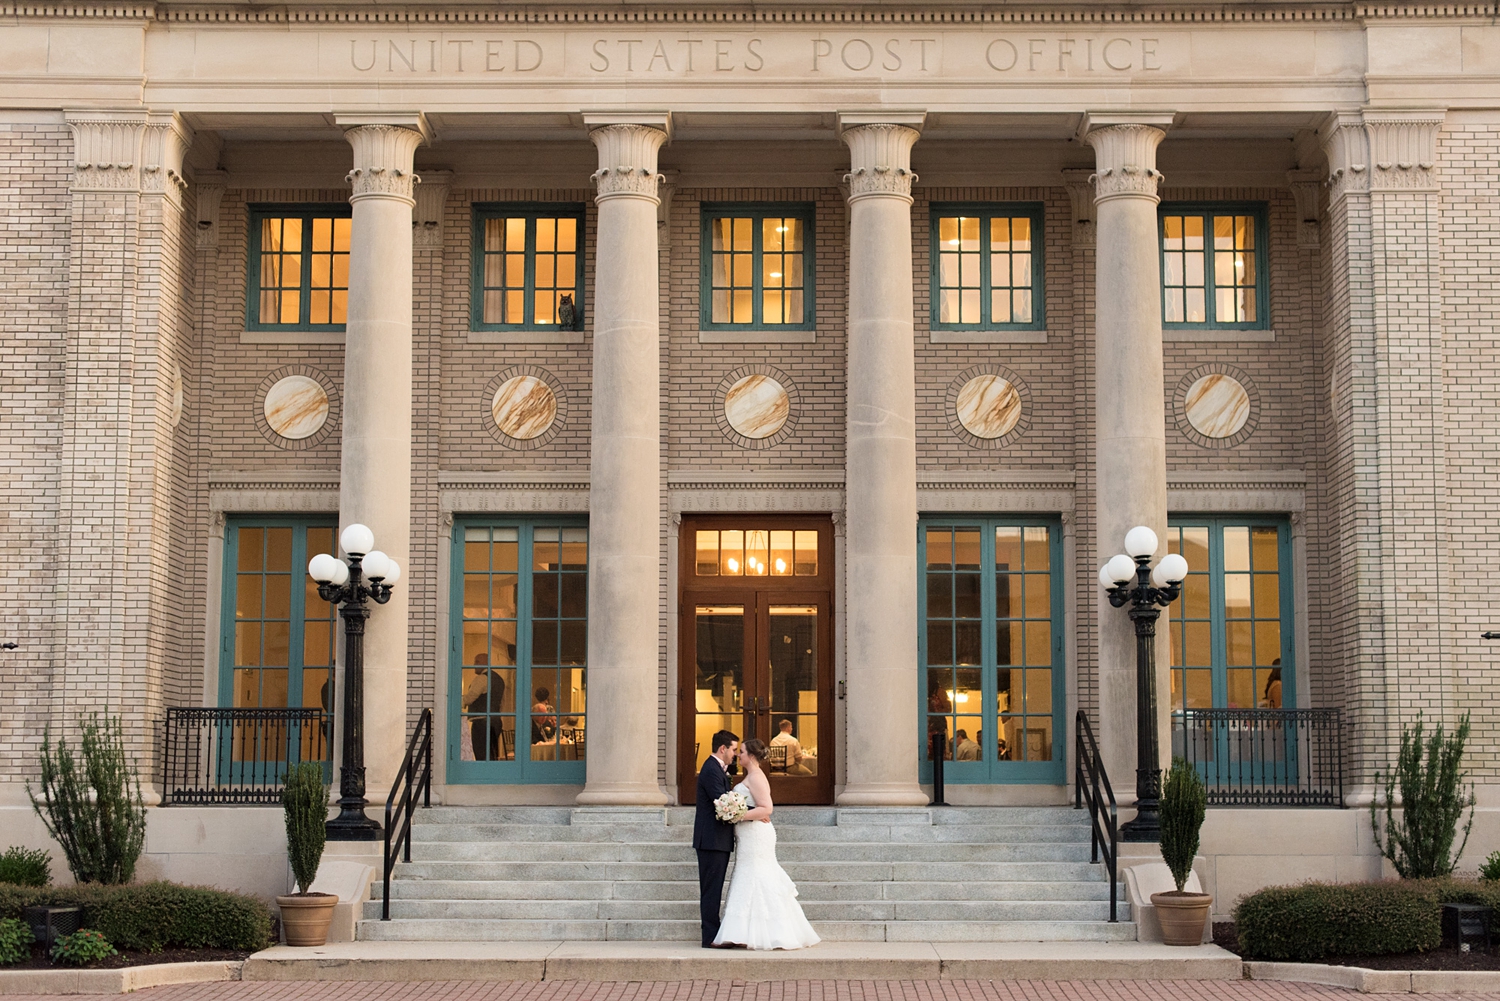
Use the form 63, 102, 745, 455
712, 738, 821, 950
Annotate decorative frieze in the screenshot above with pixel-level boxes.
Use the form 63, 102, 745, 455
1364, 111, 1445, 192
1081, 122, 1167, 203
342, 121, 427, 202
586, 122, 669, 201
841, 122, 921, 201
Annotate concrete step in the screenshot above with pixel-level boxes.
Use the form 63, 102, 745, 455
376, 878, 1116, 903
365, 897, 1119, 924
389, 860, 1109, 883
413, 805, 1086, 828
410, 822, 1093, 845
410, 841, 1094, 864
358, 917, 1137, 943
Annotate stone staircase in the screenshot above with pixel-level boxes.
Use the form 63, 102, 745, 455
361, 805, 1133, 943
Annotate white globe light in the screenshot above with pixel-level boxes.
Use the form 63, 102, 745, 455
341, 523, 375, 556
308, 553, 340, 583
1124, 525, 1159, 559
329, 560, 350, 586
362, 550, 391, 581
1106, 553, 1138, 584
1098, 564, 1118, 590
1150, 563, 1170, 588
1157, 552, 1189, 584
382, 560, 401, 585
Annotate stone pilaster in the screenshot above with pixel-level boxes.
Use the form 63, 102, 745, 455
1320, 110, 1449, 801
58, 111, 195, 798
837, 113, 928, 807
337, 114, 428, 797
576, 115, 670, 806
1080, 113, 1173, 808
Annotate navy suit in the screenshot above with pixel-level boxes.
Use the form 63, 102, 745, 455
693, 755, 735, 946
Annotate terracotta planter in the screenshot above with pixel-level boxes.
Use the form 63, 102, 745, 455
276, 892, 338, 947
1150, 890, 1213, 946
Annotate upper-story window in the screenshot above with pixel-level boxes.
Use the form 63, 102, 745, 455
700, 204, 815, 331
930, 203, 1045, 331
471, 205, 585, 331
1159, 203, 1269, 329
247, 206, 352, 331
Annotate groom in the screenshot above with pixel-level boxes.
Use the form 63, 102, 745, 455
693, 729, 739, 948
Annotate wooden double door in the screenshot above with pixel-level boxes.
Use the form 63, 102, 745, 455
678, 515, 835, 805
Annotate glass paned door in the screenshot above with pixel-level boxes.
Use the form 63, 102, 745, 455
919, 517, 1064, 784
680, 516, 834, 805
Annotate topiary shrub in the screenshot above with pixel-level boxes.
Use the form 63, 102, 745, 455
0, 917, 33, 966
51, 929, 116, 966
1160, 757, 1207, 893
0, 847, 51, 887
281, 761, 328, 895
0, 882, 271, 952
1371, 713, 1474, 879
1234, 881, 1442, 961
26, 715, 147, 885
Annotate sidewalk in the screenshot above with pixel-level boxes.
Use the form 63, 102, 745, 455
241, 940, 1243, 982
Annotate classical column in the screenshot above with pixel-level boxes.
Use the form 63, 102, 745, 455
838, 113, 929, 807
1081, 113, 1174, 810
336, 114, 428, 801
577, 115, 670, 806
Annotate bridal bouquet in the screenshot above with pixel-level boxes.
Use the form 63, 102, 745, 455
713, 788, 750, 823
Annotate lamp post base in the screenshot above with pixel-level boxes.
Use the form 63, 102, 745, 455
325, 812, 383, 842
1119, 798, 1162, 842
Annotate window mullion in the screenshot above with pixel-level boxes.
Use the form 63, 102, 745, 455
287, 527, 308, 709
1208, 521, 1229, 709
979, 520, 997, 773
979, 217, 993, 328
298, 212, 314, 327
1202, 212, 1217, 326
751, 213, 764, 326
517, 521, 534, 777
524, 216, 538, 328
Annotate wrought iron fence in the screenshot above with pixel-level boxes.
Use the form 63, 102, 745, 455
1173, 708, 1344, 807
162, 707, 332, 805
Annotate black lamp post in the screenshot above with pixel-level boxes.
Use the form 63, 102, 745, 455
308, 524, 401, 841
1099, 527, 1188, 843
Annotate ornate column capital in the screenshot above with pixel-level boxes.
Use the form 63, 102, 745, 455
1363, 110, 1445, 193
839, 114, 923, 203
413, 169, 452, 248
1287, 169, 1323, 249
1320, 111, 1369, 204
65, 111, 146, 193
195, 170, 227, 249
1062, 168, 1097, 247
140, 111, 191, 206
337, 114, 429, 204
585, 118, 670, 203
1080, 114, 1172, 205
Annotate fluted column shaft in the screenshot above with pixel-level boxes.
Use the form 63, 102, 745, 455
838, 121, 928, 807
577, 121, 670, 806
1083, 118, 1172, 800
339, 119, 425, 796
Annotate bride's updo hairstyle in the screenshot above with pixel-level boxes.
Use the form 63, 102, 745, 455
742, 738, 770, 767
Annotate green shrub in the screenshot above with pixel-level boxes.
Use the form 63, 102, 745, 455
1234, 881, 1442, 961
1371, 713, 1475, 879
0, 917, 33, 965
26, 716, 147, 885
1160, 757, 1207, 893
51, 929, 116, 966
0, 881, 271, 952
0, 847, 51, 887
1480, 851, 1500, 881
282, 761, 328, 895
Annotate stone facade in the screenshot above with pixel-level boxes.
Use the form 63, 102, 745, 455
3, 0, 1500, 905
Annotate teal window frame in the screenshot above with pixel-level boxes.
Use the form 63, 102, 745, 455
1165, 516, 1295, 712
917, 515, 1066, 785
928, 202, 1046, 332
1157, 202, 1270, 331
245, 204, 352, 332
470, 203, 586, 332
448, 515, 589, 784
699, 202, 816, 332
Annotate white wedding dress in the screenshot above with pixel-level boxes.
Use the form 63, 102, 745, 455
712, 781, 821, 950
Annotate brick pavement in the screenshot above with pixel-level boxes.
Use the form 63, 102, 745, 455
8, 980, 1497, 1001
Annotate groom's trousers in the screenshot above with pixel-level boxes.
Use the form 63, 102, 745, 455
696, 848, 731, 946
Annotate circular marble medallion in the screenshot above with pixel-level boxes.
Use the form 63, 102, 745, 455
262, 375, 329, 440
491, 375, 558, 441
1184, 374, 1251, 439
723, 374, 790, 440
955, 374, 1022, 440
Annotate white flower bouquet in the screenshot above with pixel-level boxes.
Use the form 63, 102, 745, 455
713, 788, 749, 823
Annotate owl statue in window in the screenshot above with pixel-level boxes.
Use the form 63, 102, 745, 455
557, 293, 578, 330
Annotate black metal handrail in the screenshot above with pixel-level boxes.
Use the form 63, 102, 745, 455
1074, 709, 1118, 922
1174, 708, 1343, 807
162, 707, 331, 805
383, 708, 433, 921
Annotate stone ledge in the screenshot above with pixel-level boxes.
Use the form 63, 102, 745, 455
0, 960, 242, 995
1246, 961, 1500, 993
